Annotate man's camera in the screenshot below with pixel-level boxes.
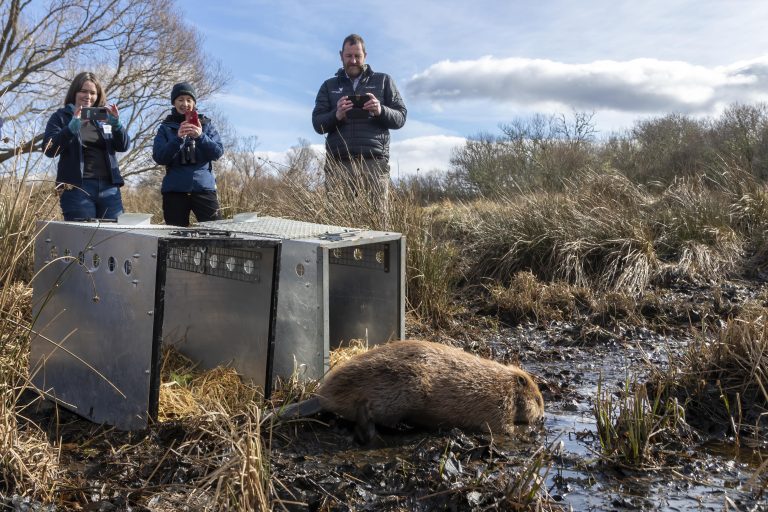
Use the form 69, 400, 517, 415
80, 107, 109, 122
348, 95, 368, 108
347, 95, 370, 119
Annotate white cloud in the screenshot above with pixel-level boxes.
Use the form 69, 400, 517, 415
407, 56, 768, 115
390, 135, 466, 176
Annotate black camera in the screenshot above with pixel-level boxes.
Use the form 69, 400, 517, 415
180, 139, 197, 165
348, 95, 368, 108
347, 95, 370, 119
80, 107, 109, 121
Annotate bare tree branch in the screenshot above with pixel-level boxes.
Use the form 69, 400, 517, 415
0, 0, 229, 175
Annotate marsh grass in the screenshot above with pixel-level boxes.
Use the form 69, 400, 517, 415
449, 168, 763, 296
593, 375, 692, 468
0, 166, 59, 501
7, 152, 768, 506
155, 345, 273, 510
662, 302, 768, 443
499, 444, 558, 511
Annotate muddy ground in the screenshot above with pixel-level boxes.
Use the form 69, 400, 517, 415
7, 279, 768, 511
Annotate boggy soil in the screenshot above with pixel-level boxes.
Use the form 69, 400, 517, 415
8, 279, 768, 511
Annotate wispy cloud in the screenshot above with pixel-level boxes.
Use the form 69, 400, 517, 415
407, 56, 768, 114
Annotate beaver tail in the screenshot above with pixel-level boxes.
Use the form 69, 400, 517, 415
270, 396, 324, 421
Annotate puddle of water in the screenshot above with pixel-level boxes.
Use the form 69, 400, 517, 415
536, 339, 766, 511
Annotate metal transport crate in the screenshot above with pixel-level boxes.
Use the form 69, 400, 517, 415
29, 214, 405, 430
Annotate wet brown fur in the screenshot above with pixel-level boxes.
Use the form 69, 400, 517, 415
314, 339, 544, 442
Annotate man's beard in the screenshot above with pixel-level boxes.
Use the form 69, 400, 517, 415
345, 64, 363, 78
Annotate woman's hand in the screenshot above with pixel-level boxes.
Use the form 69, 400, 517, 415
68, 106, 82, 133
106, 104, 119, 119
178, 121, 202, 139
106, 104, 121, 129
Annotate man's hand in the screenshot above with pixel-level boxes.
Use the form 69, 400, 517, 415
363, 93, 381, 117
336, 96, 354, 121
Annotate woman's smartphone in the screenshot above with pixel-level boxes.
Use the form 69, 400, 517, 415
80, 107, 108, 121
185, 110, 200, 126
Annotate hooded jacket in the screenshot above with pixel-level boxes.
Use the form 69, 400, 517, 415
152, 111, 224, 193
43, 105, 131, 187
312, 65, 406, 162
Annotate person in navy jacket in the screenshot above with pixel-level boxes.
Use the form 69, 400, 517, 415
43, 72, 131, 221
152, 82, 224, 227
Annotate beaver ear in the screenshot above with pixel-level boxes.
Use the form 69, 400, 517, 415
517, 375, 528, 387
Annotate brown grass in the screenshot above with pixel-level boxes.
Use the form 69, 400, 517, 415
1, 168, 60, 502
662, 302, 768, 442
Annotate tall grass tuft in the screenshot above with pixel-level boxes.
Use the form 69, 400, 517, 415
593, 375, 690, 468
454, 170, 658, 294
662, 301, 768, 441
156, 346, 273, 510
0, 161, 60, 501
450, 167, 766, 296
192, 402, 273, 511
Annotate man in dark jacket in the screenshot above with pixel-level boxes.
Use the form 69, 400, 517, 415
312, 34, 407, 211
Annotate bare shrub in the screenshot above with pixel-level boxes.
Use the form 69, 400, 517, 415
449, 111, 598, 196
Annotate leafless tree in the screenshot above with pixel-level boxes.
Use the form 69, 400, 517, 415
0, 0, 228, 178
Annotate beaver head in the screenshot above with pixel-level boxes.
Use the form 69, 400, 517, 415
511, 370, 545, 424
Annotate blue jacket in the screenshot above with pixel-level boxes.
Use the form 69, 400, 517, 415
312, 65, 406, 161
152, 112, 224, 193
43, 105, 131, 186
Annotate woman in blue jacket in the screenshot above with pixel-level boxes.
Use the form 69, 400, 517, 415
43, 72, 131, 221
152, 82, 224, 227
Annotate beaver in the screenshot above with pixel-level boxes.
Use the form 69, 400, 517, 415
277, 339, 544, 443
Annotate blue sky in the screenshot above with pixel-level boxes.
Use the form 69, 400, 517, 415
183, 0, 768, 178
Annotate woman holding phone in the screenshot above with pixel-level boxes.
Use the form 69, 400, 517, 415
152, 82, 224, 227
43, 71, 130, 221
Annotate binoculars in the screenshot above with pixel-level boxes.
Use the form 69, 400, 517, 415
180, 138, 197, 165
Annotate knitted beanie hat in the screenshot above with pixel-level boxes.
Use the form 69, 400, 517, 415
171, 82, 197, 104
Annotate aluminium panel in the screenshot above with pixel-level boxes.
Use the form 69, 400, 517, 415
327, 238, 403, 347
30, 221, 161, 430
202, 215, 406, 382
271, 240, 327, 380
160, 239, 279, 392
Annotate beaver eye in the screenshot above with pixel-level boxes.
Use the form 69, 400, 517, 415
517, 375, 528, 387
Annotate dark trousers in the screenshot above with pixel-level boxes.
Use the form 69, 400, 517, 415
162, 191, 220, 227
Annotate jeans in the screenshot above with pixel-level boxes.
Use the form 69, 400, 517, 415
59, 178, 123, 221
162, 191, 220, 227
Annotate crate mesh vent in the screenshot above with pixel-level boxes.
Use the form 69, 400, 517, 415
199, 216, 359, 240
329, 243, 389, 271
167, 246, 262, 282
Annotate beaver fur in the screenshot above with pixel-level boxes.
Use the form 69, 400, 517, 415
278, 339, 544, 443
